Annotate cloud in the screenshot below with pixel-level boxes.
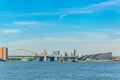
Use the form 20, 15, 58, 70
5, 36, 120, 56
0, 12, 63, 18
13, 21, 49, 26
13, 21, 39, 25
0, 0, 119, 18
65, 0, 120, 14
11, 21, 51, 28
5, 37, 83, 46
88, 34, 109, 39
71, 32, 109, 39
59, 14, 67, 19
100, 28, 120, 35
1, 29, 20, 34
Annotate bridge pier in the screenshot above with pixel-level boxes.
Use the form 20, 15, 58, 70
43, 50, 47, 61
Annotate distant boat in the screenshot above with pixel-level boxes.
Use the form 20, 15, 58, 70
72, 59, 78, 62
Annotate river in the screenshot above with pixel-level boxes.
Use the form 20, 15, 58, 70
0, 62, 119, 80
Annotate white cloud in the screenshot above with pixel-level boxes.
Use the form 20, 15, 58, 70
100, 28, 120, 35
5, 36, 120, 56
13, 21, 38, 25
71, 32, 109, 39
1, 29, 20, 34
11, 0, 118, 17
65, 0, 120, 14
59, 14, 67, 19
13, 21, 49, 26
0, 0, 119, 18
7, 37, 81, 45
88, 34, 109, 39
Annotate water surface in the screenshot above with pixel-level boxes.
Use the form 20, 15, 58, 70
0, 62, 119, 80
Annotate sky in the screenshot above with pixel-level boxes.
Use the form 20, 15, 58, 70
0, 0, 120, 56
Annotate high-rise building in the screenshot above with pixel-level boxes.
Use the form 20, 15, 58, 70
58, 50, 60, 56
71, 53, 73, 57
53, 51, 60, 56
73, 49, 76, 57
0, 47, 8, 60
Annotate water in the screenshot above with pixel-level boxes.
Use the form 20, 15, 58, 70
0, 62, 120, 80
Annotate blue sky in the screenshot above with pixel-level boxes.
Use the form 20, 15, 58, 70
0, 0, 120, 56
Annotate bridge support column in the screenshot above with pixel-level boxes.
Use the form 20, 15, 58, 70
54, 56, 58, 61
43, 51, 47, 61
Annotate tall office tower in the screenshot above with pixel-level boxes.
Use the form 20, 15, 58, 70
0, 47, 8, 60
73, 49, 76, 57
58, 50, 60, 56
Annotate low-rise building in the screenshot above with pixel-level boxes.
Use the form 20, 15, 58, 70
79, 52, 112, 60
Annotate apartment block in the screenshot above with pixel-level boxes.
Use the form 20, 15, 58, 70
0, 47, 8, 60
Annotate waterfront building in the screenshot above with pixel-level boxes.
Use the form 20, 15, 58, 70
95, 52, 112, 60
0, 47, 8, 60
79, 52, 112, 60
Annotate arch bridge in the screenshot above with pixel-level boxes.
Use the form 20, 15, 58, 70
8, 48, 41, 58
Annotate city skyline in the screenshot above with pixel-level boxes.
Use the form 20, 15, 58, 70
0, 0, 120, 56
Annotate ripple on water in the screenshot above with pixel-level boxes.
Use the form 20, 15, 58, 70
0, 62, 120, 80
